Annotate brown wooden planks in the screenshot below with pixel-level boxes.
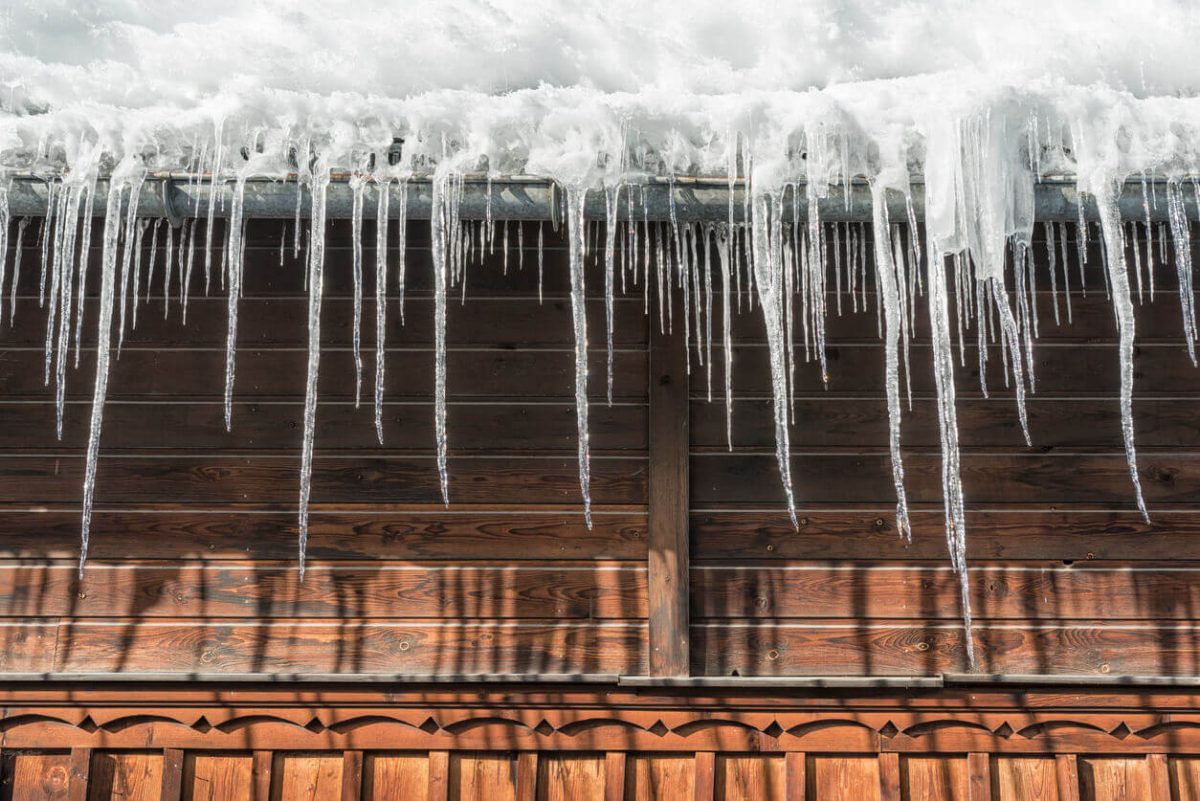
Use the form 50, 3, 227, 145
450, 754, 516, 801
994, 757, 1059, 801
624, 755, 694, 801
903, 756, 967, 801
270, 754, 341, 801
714, 756, 785, 801
43, 619, 645, 675
535, 755, 604, 801
182, 754, 253, 801
88, 753, 162, 801
0, 562, 648, 620
691, 563, 1200, 622
5, 752, 73, 801
1078, 757, 1150, 801
0, 510, 646, 562
362, 754, 428, 800
807, 756, 880, 801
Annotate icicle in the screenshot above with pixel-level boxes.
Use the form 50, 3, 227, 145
926, 247, 974, 667
749, 191, 798, 526
203, 125, 225, 293
869, 185, 912, 540
374, 177, 391, 444
537, 222, 544, 305
1056, 222, 1073, 323
80, 170, 137, 575
717, 225, 734, 450
0, 184, 9, 325
38, 183, 57, 307
564, 187, 594, 528
223, 178, 247, 432
162, 223, 175, 318
350, 176, 366, 407
11, 217, 29, 323
130, 219, 148, 330
1094, 187, 1150, 522
116, 175, 144, 352
1044, 222, 1061, 325
297, 166, 331, 579
52, 184, 84, 439
431, 175, 454, 506
1166, 180, 1197, 365
603, 184, 620, 404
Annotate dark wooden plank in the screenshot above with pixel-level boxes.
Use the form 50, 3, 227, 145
45, 619, 645, 675
66, 749, 89, 801
160, 750, 183, 801
1148, 754, 1170, 801
648, 288, 690, 677
0, 455, 646, 505
0, 509, 646, 561
0, 561, 647, 620
690, 563, 1200, 621
252, 752, 272, 801
692, 621, 1200, 677
0, 349, 649, 402
341, 752, 362, 801
698, 343, 1200, 398
691, 453, 1200, 507
88, 752, 163, 801
691, 510, 1200, 562
691, 398, 1200, 451
0, 402, 647, 453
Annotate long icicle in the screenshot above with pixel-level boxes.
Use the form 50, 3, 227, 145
431, 175, 452, 505
297, 166, 330, 578
565, 186, 593, 528
223, 177, 247, 431
373, 177, 391, 443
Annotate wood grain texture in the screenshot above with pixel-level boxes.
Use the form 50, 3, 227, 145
624, 756, 693, 801
714, 756, 784, 801
183, 754, 252, 801
5, 753, 73, 801
363, 754, 428, 801
88, 753, 162, 801
450, 754, 516, 801
535, 755, 604, 801
270, 754, 341, 801
648, 287, 690, 677
903, 757, 967, 801
808, 756, 880, 801
1078, 757, 1150, 801
1169, 758, 1200, 801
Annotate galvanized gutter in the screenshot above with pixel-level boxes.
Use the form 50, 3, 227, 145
4, 175, 1191, 222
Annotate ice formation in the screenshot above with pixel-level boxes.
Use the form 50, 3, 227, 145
4, 0, 1200, 663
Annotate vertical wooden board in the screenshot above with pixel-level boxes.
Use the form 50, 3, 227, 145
270, 755, 342, 801
604, 754, 626, 801
1171, 758, 1200, 801
5, 753, 73, 801
714, 756, 785, 801
449, 754, 516, 801
807, 756, 880, 801
625, 755, 694, 801
995, 757, 1058, 801
363, 754, 428, 801
1078, 758, 1150, 801
902, 756, 968, 801
183, 754, 253, 801
88, 753, 163, 801
535, 755, 604, 801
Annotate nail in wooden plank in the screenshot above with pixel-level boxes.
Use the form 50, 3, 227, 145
161, 749, 185, 801
879, 752, 901, 801
693, 752, 715, 801
342, 751, 363, 801
785, 753, 806, 801
1056, 755, 1080, 801
605, 752, 627, 801
428, 751, 450, 801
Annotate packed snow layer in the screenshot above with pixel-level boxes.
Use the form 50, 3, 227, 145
4, 0, 1200, 664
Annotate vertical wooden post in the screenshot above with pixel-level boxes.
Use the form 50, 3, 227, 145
252, 751, 273, 801
648, 296, 690, 677
427, 751, 450, 801
878, 753, 901, 801
1056, 755, 1080, 801
516, 753, 538, 801
967, 753, 991, 801
1147, 753, 1171, 801
784, 753, 806, 801
342, 751, 363, 801
66, 748, 91, 801
693, 752, 715, 801
604, 752, 627, 801
161, 749, 185, 801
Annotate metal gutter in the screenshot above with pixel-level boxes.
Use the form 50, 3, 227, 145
4, 176, 1191, 223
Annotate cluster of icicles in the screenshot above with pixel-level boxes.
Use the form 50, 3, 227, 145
0, 168, 1197, 666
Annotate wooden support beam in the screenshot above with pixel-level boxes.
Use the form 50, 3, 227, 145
605, 752, 627, 801
967, 753, 991, 801
428, 751, 450, 801
67, 748, 91, 801
161, 749, 185, 801
342, 751, 363, 801
252, 751, 273, 801
1148, 753, 1171, 801
648, 299, 690, 677
878, 753, 901, 801
1056, 755, 1080, 801
785, 753, 806, 801
693, 752, 715, 801
516, 753, 538, 801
